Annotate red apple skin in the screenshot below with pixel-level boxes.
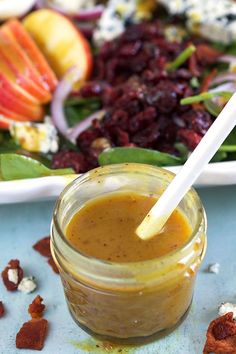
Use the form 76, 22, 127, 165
0, 116, 12, 129
5, 19, 58, 92
0, 35, 51, 103
0, 27, 50, 92
0, 55, 43, 105
0, 73, 40, 106
0, 88, 44, 121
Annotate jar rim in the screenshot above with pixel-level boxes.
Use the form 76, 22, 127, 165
52, 163, 206, 270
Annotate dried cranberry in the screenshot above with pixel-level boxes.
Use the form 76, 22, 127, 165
52, 151, 88, 173
145, 81, 178, 113
132, 122, 160, 148
181, 109, 212, 135
120, 41, 142, 56
104, 110, 129, 131
1, 259, 23, 291
80, 82, 106, 97
129, 107, 157, 133
115, 129, 130, 146
178, 128, 202, 150
77, 128, 102, 151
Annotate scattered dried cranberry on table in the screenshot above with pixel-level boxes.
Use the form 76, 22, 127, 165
28, 295, 45, 319
0, 301, 5, 317
1, 259, 24, 291
53, 21, 221, 173
33, 237, 52, 258
16, 318, 48, 351
204, 313, 236, 353
33, 236, 59, 274
16, 296, 48, 351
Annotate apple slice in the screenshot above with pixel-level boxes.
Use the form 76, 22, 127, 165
0, 73, 39, 106
23, 9, 93, 88
0, 33, 51, 103
0, 27, 50, 91
0, 115, 12, 129
0, 100, 43, 121
0, 88, 44, 121
3, 20, 58, 92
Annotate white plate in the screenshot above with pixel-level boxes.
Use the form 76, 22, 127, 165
1, 160, 236, 204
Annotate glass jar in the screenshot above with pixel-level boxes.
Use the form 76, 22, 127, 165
51, 163, 207, 344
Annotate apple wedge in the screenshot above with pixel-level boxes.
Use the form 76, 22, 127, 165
0, 88, 44, 121
0, 32, 52, 103
23, 9, 93, 88
0, 100, 43, 122
0, 116, 13, 129
3, 20, 58, 92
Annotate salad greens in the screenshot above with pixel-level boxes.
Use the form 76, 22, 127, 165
0, 132, 20, 153
64, 97, 101, 127
98, 147, 182, 167
0, 154, 74, 181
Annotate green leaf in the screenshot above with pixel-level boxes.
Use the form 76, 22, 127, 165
174, 143, 188, 162
0, 132, 20, 153
98, 147, 182, 167
166, 44, 196, 71
211, 151, 227, 162
64, 97, 101, 127
204, 99, 222, 117
213, 41, 236, 55
190, 77, 200, 88
0, 154, 74, 181
221, 127, 236, 146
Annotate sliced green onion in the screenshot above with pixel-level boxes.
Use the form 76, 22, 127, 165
204, 99, 222, 117
190, 77, 200, 88
181, 91, 233, 105
166, 44, 196, 71
218, 145, 236, 152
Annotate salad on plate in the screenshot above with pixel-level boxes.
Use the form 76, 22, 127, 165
1, 0, 236, 182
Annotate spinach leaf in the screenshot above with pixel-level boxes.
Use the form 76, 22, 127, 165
0, 132, 20, 153
64, 97, 101, 127
174, 143, 188, 162
211, 151, 227, 162
0, 154, 74, 181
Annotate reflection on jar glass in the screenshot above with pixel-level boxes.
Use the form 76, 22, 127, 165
51, 163, 207, 344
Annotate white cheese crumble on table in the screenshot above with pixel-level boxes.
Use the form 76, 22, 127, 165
7, 269, 18, 284
18, 277, 37, 294
10, 116, 59, 154
219, 302, 236, 319
158, 0, 236, 43
208, 263, 220, 274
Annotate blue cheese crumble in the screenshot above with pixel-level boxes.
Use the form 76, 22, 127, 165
93, 0, 156, 45
10, 116, 59, 154
159, 0, 236, 43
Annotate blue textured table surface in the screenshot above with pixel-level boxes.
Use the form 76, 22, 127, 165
0, 186, 236, 354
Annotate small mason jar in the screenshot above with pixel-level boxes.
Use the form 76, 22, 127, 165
51, 163, 207, 344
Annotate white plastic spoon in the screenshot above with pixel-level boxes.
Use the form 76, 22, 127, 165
136, 92, 236, 240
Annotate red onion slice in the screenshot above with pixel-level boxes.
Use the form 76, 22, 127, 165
211, 73, 236, 86
218, 55, 236, 64
51, 66, 81, 141
36, 1, 104, 20
72, 5, 104, 21
209, 82, 236, 94
51, 66, 106, 144
67, 110, 106, 143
